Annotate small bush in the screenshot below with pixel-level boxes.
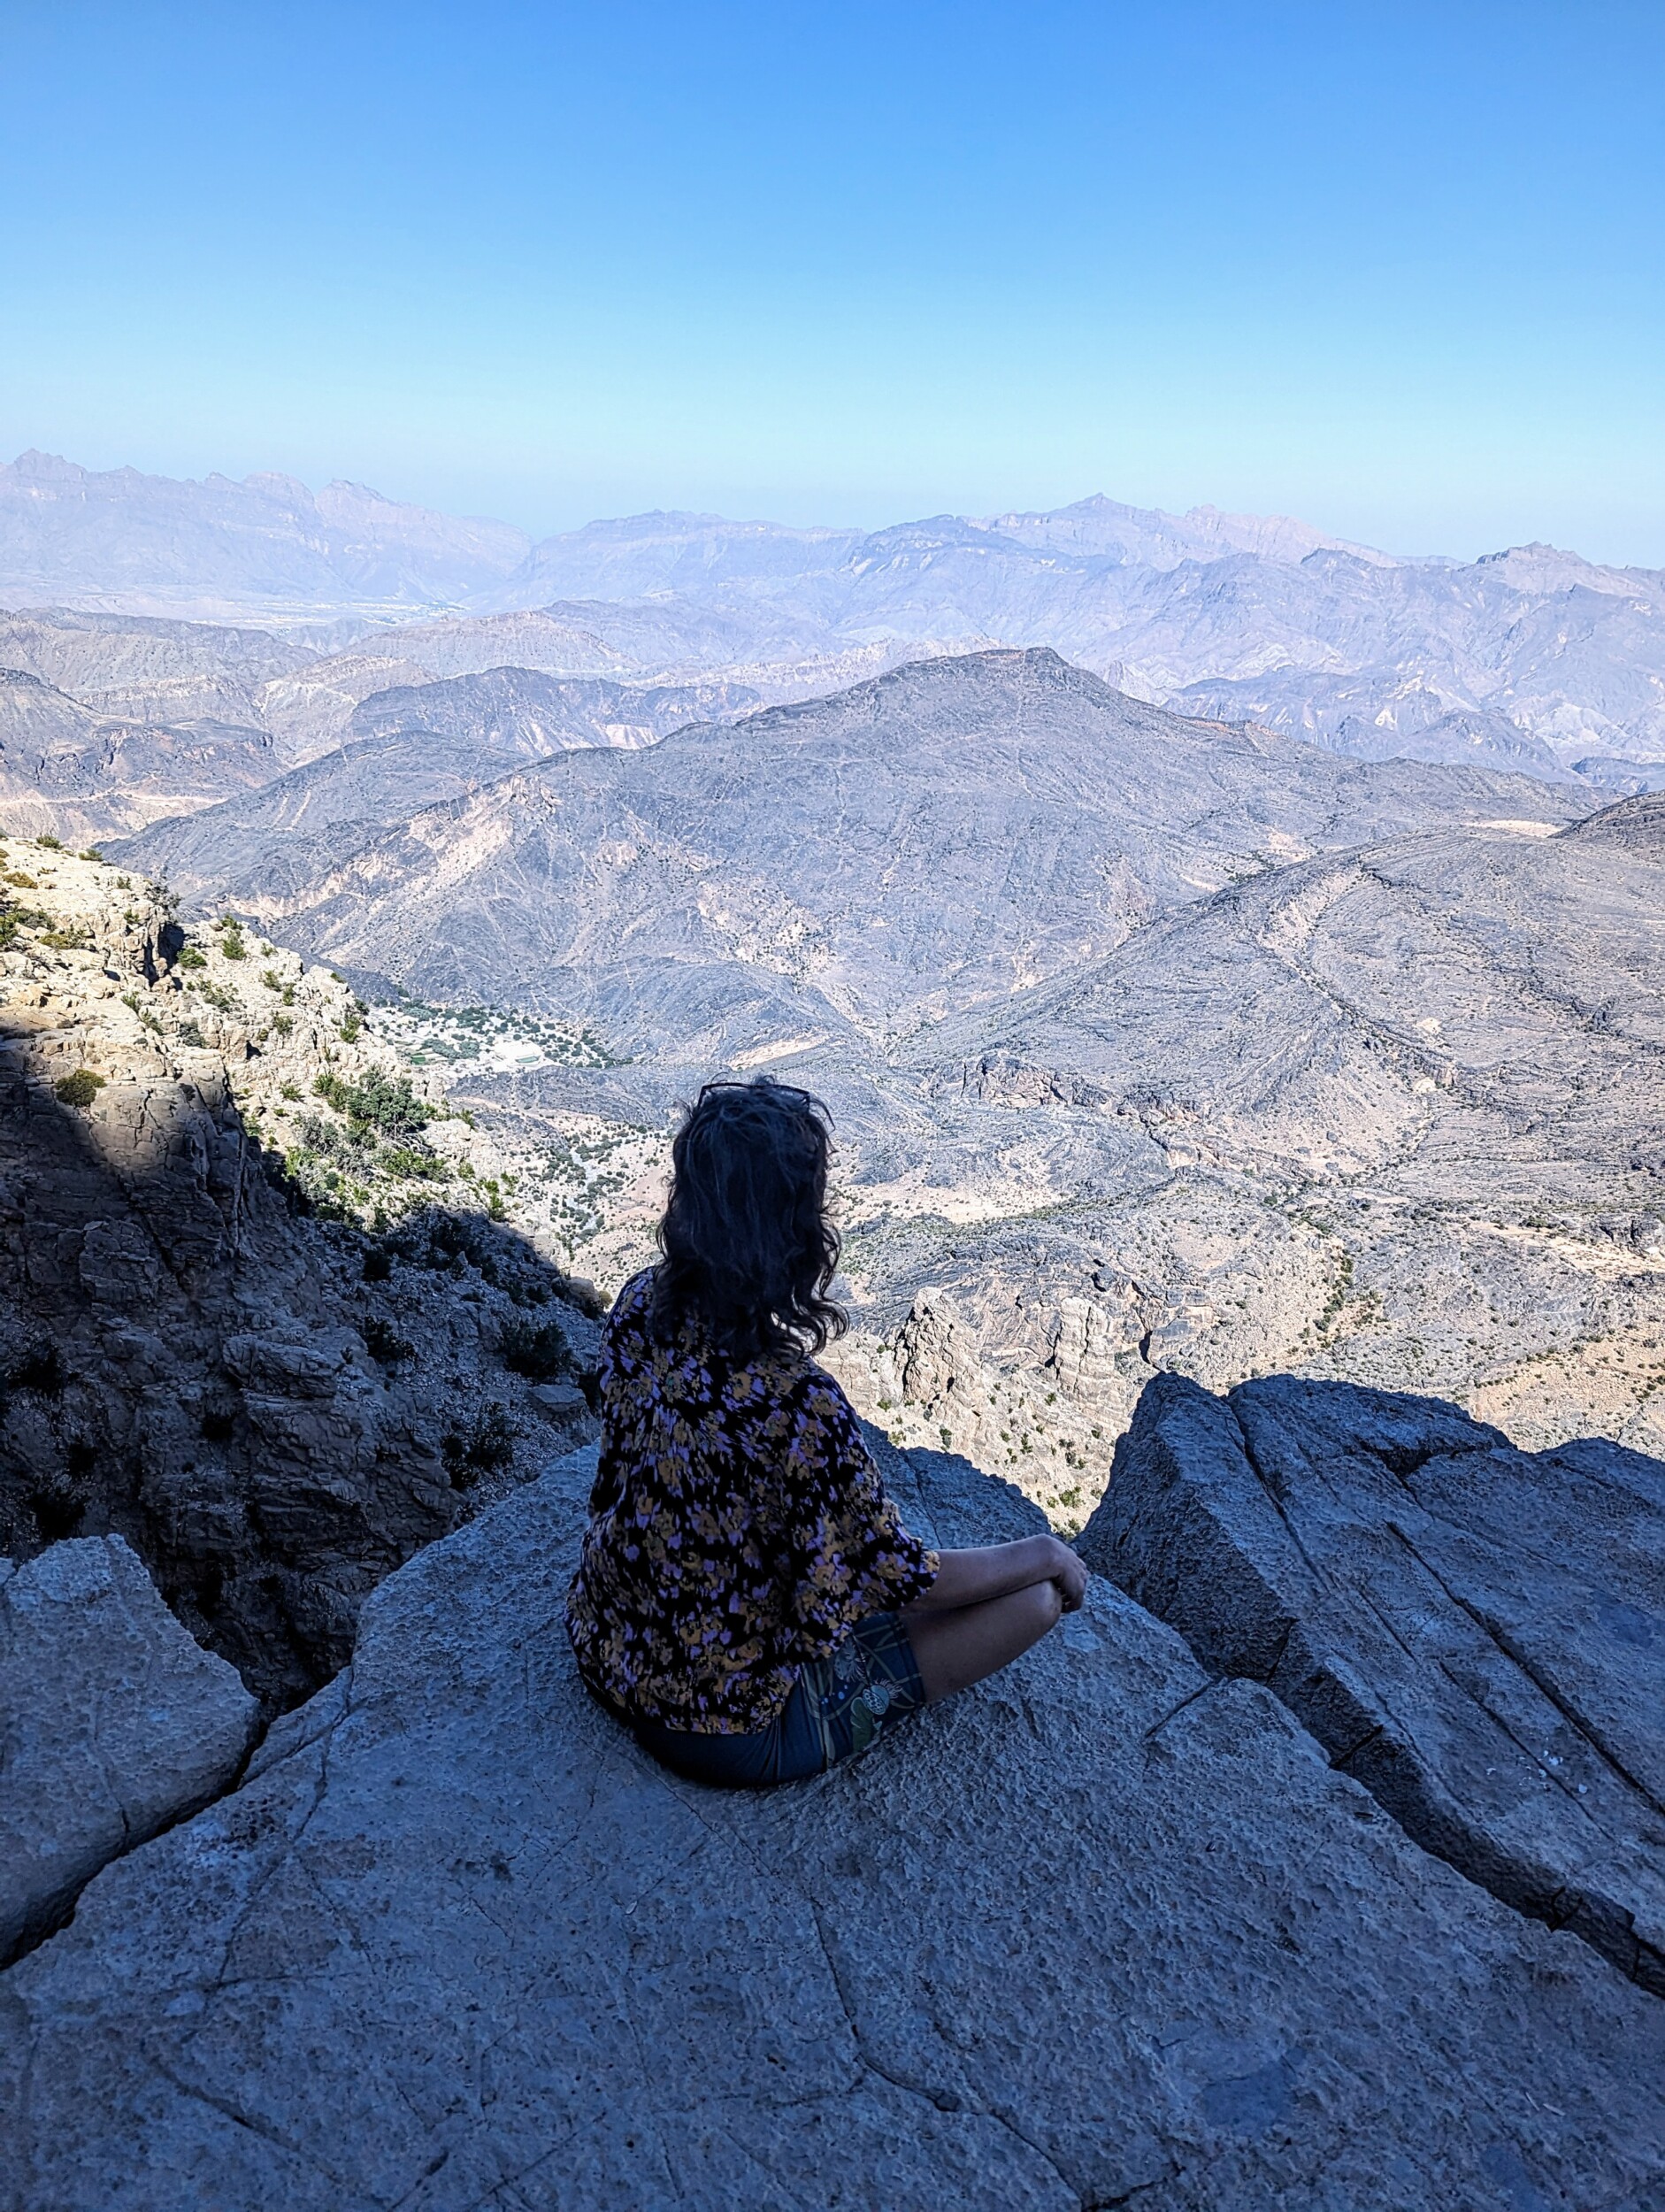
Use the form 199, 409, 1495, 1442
272, 1013, 295, 1038
360, 1316, 414, 1366
78, 847, 104, 862
5, 871, 39, 888
9, 1340, 65, 1395
39, 926, 90, 951
381, 1146, 449, 1181
177, 945, 207, 970
261, 968, 284, 993
35, 833, 62, 850
54, 1068, 106, 1107
177, 1019, 206, 1048
442, 1403, 513, 1485
280, 1080, 302, 1101
499, 1317, 572, 1382
315, 1067, 434, 1139
339, 1014, 362, 1042
219, 929, 247, 961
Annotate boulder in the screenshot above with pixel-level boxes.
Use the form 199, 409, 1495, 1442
0, 1535, 259, 1967
1078, 1372, 1665, 1996
3, 1442, 1662, 2209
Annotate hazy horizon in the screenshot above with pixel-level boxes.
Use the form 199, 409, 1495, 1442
2, 444, 1646, 577
3, 3, 1661, 567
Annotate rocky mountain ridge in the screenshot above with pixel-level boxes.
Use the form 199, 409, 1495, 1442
0, 841, 603, 1710
116, 651, 1585, 1052
4, 456, 1664, 802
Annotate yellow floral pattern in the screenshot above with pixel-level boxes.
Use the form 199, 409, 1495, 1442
565, 1271, 939, 1733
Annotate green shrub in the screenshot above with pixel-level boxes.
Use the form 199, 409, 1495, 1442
442, 1404, 513, 1485
339, 1014, 362, 1042
8, 1340, 65, 1394
35, 833, 62, 850
219, 929, 247, 961
54, 1068, 106, 1107
177, 945, 207, 969
177, 1019, 205, 1048
315, 1068, 434, 1139
38, 926, 90, 951
272, 1013, 294, 1038
5, 871, 38, 889
78, 846, 104, 862
359, 1316, 414, 1366
499, 1317, 572, 1382
381, 1146, 449, 1181
261, 968, 283, 993
280, 1080, 302, 1101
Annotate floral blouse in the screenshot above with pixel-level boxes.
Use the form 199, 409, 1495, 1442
565, 1271, 940, 1733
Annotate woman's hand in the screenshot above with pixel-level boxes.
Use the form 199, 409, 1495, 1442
910, 1533, 1090, 1613
1044, 1537, 1089, 1613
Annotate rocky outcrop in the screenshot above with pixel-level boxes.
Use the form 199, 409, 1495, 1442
1, 1535, 258, 1967
2, 1439, 1661, 2210
0, 841, 601, 1710
1078, 1373, 1665, 1995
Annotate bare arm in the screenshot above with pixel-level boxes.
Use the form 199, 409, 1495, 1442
906, 1534, 1086, 1615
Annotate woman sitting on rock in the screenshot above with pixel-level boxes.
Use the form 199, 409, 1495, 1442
565, 1076, 1086, 1786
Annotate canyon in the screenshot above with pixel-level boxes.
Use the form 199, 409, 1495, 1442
3, 462, 1663, 2207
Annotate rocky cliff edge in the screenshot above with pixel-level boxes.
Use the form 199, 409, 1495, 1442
3, 1432, 1662, 2212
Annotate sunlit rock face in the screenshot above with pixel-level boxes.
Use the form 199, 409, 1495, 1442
1080, 1371, 1665, 1997
3, 1439, 1662, 2211
0, 1534, 258, 1968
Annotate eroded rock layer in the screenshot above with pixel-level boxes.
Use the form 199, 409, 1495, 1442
1078, 1373, 1665, 1994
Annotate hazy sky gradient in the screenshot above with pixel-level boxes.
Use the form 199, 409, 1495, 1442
2, 1, 1660, 559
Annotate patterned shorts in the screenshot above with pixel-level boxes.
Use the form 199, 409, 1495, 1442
629, 1610, 927, 1788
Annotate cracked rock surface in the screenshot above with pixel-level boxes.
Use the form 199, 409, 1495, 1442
4, 1440, 1662, 2210
0, 1534, 258, 1967
1078, 1372, 1665, 1997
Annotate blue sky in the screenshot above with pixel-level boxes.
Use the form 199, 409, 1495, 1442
1, 1, 1660, 559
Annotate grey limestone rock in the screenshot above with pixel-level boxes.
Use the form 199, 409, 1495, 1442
1078, 1371, 1665, 1995
0, 852, 600, 1710
0, 1534, 258, 1967
3, 1443, 1662, 2209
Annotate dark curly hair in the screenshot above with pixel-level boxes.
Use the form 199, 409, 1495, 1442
650, 1078, 845, 1363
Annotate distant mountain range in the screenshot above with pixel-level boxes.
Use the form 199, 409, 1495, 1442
118, 648, 1582, 1056
109, 651, 1665, 1513
4, 451, 1664, 787
6, 453, 1661, 1533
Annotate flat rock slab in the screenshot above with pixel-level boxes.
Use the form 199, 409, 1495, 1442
1, 1536, 259, 1966
3, 1446, 1663, 2211
1078, 1373, 1665, 1995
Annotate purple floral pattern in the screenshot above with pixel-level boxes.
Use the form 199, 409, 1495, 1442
565, 1271, 939, 1733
